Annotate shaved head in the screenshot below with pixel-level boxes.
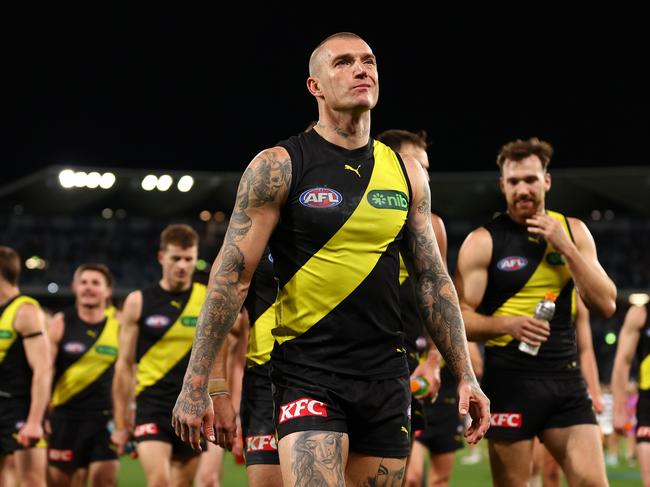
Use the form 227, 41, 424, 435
309, 32, 365, 76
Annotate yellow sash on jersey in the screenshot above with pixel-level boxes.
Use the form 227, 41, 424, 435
273, 140, 409, 343
136, 283, 206, 395
246, 302, 276, 367
640, 355, 650, 391
486, 210, 576, 347
50, 310, 120, 407
399, 256, 409, 284
0, 296, 39, 363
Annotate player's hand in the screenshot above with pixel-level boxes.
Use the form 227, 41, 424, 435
411, 361, 441, 401
505, 316, 550, 347
172, 385, 214, 452
458, 379, 490, 444
613, 407, 628, 435
591, 393, 605, 415
16, 421, 43, 448
526, 214, 574, 255
211, 394, 237, 451
111, 428, 131, 455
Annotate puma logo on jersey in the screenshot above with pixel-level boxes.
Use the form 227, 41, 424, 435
170, 300, 182, 309
401, 426, 409, 437
344, 164, 361, 177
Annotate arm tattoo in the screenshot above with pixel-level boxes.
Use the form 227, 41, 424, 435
404, 181, 474, 384
292, 431, 344, 487
176, 151, 290, 413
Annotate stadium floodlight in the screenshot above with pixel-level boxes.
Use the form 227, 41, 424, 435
59, 169, 75, 188
177, 175, 194, 192
157, 174, 173, 191
141, 175, 158, 191
73, 171, 88, 188
100, 172, 116, 189
86, 171, 101, 189
629, 293, 650, 306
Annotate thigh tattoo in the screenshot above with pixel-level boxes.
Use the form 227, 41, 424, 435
292, 431, 344, 487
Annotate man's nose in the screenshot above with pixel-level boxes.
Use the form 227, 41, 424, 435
353, 60, 368, 77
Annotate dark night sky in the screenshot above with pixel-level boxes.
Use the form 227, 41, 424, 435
6, 12, 649, 185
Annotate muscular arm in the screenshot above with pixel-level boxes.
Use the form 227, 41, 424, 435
14, 304, 51, 444
431, 213, 447, 265
575, 295, 603, 412
455, 229, 550, 346
48, 312, 65, 366
611, 304, 646, 433
173, 147, 290, 450
400, 156, 473, 384
112, 291, 140, 432
526, 214, 616, 317
401, 157, 489, 426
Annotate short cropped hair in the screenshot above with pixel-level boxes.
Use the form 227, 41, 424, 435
376, 129, 429, 152
160, 224, 199, 251
0, 246, 20, 286
73, 263, 113, 288
496, 137, 554, 172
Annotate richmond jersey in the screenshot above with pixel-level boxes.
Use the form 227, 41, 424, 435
135, 283, 206, 411
479, 211, 579, 376
270, 129, 411, 379
50, 308, 119, 417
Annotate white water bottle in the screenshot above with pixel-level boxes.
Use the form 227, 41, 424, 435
518, 292, 556, 356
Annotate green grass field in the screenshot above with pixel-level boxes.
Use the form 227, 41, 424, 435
117, 444, 642, 486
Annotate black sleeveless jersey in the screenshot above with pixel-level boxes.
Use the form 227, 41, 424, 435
637, 306, 650, 392
244, 248, 277, 375
0, 295, 39, 399
270, 129, 411, 379
135, 282, 206, 411
51, 308, 118, 417
479, 211, 579, 377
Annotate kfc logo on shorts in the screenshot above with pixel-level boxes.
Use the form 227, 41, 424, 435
490, 413, 523, 428
299, 188, 342, 208
134, 423, 160, 437
49, 449, 74, 462
246, 434, 277, 452
497, 256, 528, 272
279, 398, 328, 424
637, 426, 650, 439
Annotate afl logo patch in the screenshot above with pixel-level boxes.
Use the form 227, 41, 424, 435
63, 341, 87, 354
497, 256, 528, 271
145, 315, 170, 328
299, 188, 342, 208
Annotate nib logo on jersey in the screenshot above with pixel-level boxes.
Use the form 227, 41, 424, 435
279, 397, 328, 423
367, 190, 408, 211
246, 434, 277, 452
490, 412, 523, 428
299, 188, 342, 208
